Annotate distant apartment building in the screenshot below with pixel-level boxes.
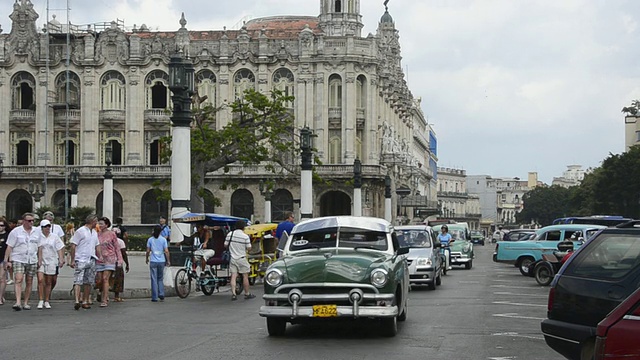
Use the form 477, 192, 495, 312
436, 167, 481, 230
551, 165, 586, 188
625, 115, 640, 150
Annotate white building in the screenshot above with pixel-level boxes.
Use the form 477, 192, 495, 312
0, 0, 438, 223
551, 165, 586, 188
436, 167, 481, 230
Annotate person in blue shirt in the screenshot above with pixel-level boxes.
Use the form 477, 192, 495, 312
437, 225, 455, 270
275, 212, 295, 240
146, 225, 170, 302
158, 216, 171, 244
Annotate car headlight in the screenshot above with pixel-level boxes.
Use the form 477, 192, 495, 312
416, 258, 432, 267
463, 244, 471, 253
371, 269, 388, 288
265, 268, 283, 287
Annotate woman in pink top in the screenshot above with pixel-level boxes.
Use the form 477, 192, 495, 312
95, 217, 122, 307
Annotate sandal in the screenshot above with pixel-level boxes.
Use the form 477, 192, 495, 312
74, 302, 81, 310
100, 302, 108, 307
113, 298, 124, 302
82, 303, 91, 309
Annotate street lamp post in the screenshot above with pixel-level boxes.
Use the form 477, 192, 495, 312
168, 49, 195, 244
70, 168, 79, 208
384, 175, 392, 222
300, 126, 314, 219
103, 143, 114, 221
28, 181, 45, 210
259, 179, 273, 223
0, 158, 3, 178
353, 158, 362, 216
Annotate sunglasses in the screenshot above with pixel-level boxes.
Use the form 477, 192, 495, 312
42, 225, 51, 228
0, 224, 6, 227
25, 219, 35, 222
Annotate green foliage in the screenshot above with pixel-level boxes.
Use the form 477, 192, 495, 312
68, 206, 96, 227
516, 185, 573, 226
127, 234, 149, 251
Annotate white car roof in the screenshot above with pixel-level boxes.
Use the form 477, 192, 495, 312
292, 216, 392, 234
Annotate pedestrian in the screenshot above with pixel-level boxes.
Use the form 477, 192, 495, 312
275, 211, 295, 240
69, 214, 100, 310
36, 219, 65, 309
0, 218, 9, 305
438, 225, 454, 270
192, 223, 214, 276
225, 220, 255, 301
95, 217, 122, 307
3, 213, 40, 310
64, 222, 75, 264
111, 217, 129, 302
42, 211, 65, 239
146, 225, 170, 302
158, 216, 171, 244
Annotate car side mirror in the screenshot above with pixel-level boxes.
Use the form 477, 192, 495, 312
397, 247, 409, 255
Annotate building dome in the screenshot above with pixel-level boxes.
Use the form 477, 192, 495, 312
380, 10, 394, 24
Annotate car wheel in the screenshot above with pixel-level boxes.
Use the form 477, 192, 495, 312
534, 263, 554, 286
428, 280, 436, 290
465, 260, 473, 270
398, 298, 408, 322
380, 316, 398, 337
518, 257, 535, 276
436, 272, 442, 286
266, 318, 287, 337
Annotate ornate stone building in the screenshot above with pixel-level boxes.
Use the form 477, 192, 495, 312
0, 0, 437, 224
436, 167, 481, 230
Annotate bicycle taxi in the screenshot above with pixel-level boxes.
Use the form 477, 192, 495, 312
171, 212, 249, 298
244, 223, 278, 284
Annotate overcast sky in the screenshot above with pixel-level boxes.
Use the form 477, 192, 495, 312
2, 0, 638, 183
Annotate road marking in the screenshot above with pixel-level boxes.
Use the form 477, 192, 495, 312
493, 301, 546, 307
491, 332, 545, 341
458, 281, 480, 284
488, 357, 518, 360
493, 313, 545, 320
491, 279, 520, 282
491, 284, 545, 289
494, 291, 548, 298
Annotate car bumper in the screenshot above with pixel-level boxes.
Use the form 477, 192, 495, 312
451, 253, 472, 264
408, 267, 436, 284
259, 305, 399, 318
541, 319, 596, 360
492, 253, 516, 265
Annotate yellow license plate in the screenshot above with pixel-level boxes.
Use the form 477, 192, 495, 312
312, 305, 338, 317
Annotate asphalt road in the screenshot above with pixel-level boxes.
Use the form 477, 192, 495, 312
0, 244, 562, 360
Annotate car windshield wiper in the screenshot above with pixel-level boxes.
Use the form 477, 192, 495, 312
354, 245, 380, 251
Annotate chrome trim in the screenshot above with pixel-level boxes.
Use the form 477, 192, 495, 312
623, 315, 640, 321
259, 305, 399, 318
274, 283, 380, 294
263, 292, 394, 302
543, 333, 580, 344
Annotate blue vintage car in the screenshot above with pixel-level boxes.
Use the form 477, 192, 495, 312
492, 224, 605, 276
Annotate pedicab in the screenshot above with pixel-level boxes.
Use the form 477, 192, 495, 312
244, 223, 279, 285
171, 212, 250, 298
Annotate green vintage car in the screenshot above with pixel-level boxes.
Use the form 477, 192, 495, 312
258, 216, 410, 337
433, 223, 475, 269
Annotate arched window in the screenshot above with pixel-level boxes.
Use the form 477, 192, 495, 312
16, 139, 32, 165
230, 189, 254, 220
96, 190, 123, 220
51, 190, 72, 218
328, 74, 342, 108
11, 72, 36, 110
329, 136, 342, 164
140, 189, 168, 224
145, 70, 170, 109
104, 139, 123, 165
272, 68, 295, 108
6, 189, 33, 220
234, 69, 255, 99
55, 71, 81, 108
196, 70, 217, 108
271, 189, 293, 222
100, 71, 126, 110
57, 139, 78, 165
335, 0, 342, 12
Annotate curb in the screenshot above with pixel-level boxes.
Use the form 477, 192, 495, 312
3, 287, 177, 301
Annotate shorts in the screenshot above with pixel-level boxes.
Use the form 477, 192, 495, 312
38, 264, 58, 275
95, 263, 116, 272
13, 262, 37, 277
73, 259, 96, 286
193, 249, 215, 262
229, 257, 250, 274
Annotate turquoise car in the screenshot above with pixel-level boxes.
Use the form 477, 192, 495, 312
492, 224, 605, 275
433, 223, 475, 270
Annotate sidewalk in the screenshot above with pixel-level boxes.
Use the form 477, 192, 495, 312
3, 253, 183, 301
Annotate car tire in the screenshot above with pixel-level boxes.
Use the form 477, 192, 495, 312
436, 272, 442, 286
266, 318, 287, 337
381, 316, 398, 337
398, 298, 408, 322
465, 260, 473, 270
518, 257, 535, 276
534, 263, 554, 286
428, 280, 436, 290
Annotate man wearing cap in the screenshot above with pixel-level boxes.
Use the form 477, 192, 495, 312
3, 213, 40, 310
42, 211, 65, 240
36, 219, 65, 309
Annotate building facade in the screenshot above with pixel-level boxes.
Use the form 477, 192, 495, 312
625, 115, 640, 151
0, 0, 438, 224
436, 167, 481, 230
551, 165, 586, 188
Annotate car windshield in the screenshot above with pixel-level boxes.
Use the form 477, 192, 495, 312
565, 233, 640, 280
289, 226, 389, 252
449, 229, 466, 241
396, 230, 432, 248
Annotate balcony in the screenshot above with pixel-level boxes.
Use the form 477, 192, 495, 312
99, 110, 126, 127
54, 109, 81, 128
356, 108, 366, 121
328, 107, 342, 120
399, 195, 439, 210
437, 191, 469, 199
9, 109, 36, 128
144, 109, 171, 128
0, 165, 171, 180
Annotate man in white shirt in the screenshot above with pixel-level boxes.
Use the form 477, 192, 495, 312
224, 220, 255, 301
42, 211, 65, 239
3, 213, 40, 311
69, 214, 100, 310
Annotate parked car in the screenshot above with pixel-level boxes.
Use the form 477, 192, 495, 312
470, 230, 485, 246
493, 224, 605, 276
433, 222, 474, 269
396, 225, 443, 290
503, 229, 536, 242
594, 287, 640, 360
541, 221, 640, 360
258, 216, 410, 337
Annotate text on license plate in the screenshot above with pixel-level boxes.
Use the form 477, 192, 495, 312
312, 305, 338, 317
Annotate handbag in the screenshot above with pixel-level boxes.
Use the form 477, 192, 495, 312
221, 250, 231, 264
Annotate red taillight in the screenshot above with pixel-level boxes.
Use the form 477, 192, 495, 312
547, 287, 555, 312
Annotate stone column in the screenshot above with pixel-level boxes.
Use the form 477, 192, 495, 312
103, 166, 113, 221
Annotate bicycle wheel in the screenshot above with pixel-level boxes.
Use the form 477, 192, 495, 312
201, 273, 216, 296
235, 277, 244, 295
174, 268, 191, 298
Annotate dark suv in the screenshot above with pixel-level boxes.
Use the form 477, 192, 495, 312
541, 221, 640, 360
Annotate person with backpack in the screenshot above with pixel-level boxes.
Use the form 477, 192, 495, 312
224, 220, 255, 301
